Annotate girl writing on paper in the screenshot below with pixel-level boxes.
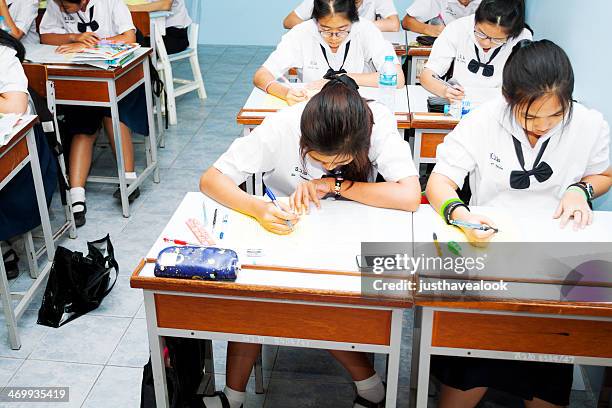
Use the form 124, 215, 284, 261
402, 0, 482, 37
254, 0, 404, 106
0, 0, 40, 45
419, 0, 531, 102
425, 40, 612, 407
39, 0, 147, 227
199, 77, 420, 408
284, 0, 400, 32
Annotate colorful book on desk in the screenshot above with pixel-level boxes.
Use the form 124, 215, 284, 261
71, 43, 141, 68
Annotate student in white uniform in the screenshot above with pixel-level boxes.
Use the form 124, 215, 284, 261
255, 0, 404, 106
402, 0, 481, 37
199, 78, 421, 408
128, 0, 192, 54
0, 30, 28, 114
284, 0, 400, 32
425, 40, 611, 407
0, 0, 40, 45
40, 0, 146, 227
420, 0, 531, 101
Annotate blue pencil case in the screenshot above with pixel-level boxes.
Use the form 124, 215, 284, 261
154, 246, 239, 281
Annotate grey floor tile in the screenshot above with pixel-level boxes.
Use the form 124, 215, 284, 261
107, 318, 149, 368
5, 359, 102, 408
263, 378, 355, 408
0, 357, 24, 387
135, 302, 146, 319
212, 341, 275, 379
270, 347, 352, 384
29, 315, 130, 365
0, 309, 51, 359
88, 277, 143, 319
82, 365, 142, 408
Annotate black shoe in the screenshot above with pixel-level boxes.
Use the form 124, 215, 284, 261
113, 186, 141, 203
2, 248, 19, 280
72, 201, 87, 227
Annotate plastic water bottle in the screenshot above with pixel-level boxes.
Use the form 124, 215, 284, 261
378, 56, 397, 110
444, 99, 471, 120
0, 16, 8, 32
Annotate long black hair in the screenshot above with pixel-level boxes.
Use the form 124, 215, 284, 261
300, 77, 373, 182
475, 0, 525, 39
312, 0, 359, 23
0, 29, 25, 62
502, 39, 574, 126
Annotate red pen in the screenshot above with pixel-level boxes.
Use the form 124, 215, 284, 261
163, 237, 201, 246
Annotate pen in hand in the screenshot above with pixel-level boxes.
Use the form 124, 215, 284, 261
264, 186, 294, 229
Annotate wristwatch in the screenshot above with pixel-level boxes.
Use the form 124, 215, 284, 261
334, 173, 344, 198
569, 182, 594, 209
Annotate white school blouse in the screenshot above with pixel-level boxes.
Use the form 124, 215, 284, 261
433, 97, 611, 211
424, 15, 531, 88
40, 0, 135, 38
214, 101, 418, 197
162, 0, 192, 29
263, 19, 398, 83
6, 0, 39, 46
294, 0, 398, 21
406, 0, 481, 24
0, 45, 28, 96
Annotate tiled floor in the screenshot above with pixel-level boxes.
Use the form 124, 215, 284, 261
0, 45, 603, 407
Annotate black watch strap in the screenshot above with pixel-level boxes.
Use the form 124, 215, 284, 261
444, 201, 470, 225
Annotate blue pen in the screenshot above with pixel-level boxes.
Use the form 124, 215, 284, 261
219, 214, 228, 239
264, 186, 293, 229
450, 219, 499, 233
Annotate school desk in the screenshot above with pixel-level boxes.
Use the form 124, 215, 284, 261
383, 30, 408, 58
130, 192, 415, 408
32, 48, 161, 217
411, 205, 612, 407
408, 85, 500, 171
0, 115, 55, 350
405, 32, 432, 85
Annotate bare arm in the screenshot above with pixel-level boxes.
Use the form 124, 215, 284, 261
374, 15, 400, 32
0, 91, 28, 114
583, 169, 612, 199
40, 32, 80, 45
402, 15, 443, 37
128, 0, 172, 12
419, 67, 464, 100
283, 11, 303, 29
253, 66, 308, 105
349, 63, 405, 88
341, 177, 421, 211
106, 30, 137, 43
0, 0, 24, 39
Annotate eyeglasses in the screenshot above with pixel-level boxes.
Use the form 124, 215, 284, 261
473, 29, 507, 46
318, 25, 351, 39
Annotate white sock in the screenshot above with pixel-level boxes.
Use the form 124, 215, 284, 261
354, 373, 385, 407
125, 172, 137, 182
202, 386, 245, 408
70, 187, 85, 212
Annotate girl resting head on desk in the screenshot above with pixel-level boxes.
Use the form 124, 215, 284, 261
0, 30, 28, 114
39, 0, 148, 227
201, 75, 420, 235
254, 0, 404, 106
425, 42, 611, 408
419, 0, 532, 102
200, 76, 419, 408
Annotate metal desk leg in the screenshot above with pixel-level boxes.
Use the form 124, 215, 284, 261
24, 231, 38, 278
143, 58, 160, 183
107, 80, 130, 217
202, 339, 216, 396
416, 308, 433, 408
26, 128, 55, 261
145, 292, 169, 407
0, 253, 20, 350
386, 309, 404, 407
254, 351, 264, 394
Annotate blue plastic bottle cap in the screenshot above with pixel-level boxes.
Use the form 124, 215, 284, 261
385, 56, 394, 61
444, 105, 450, 115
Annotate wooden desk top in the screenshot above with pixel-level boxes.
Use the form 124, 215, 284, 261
130, 192, 414, 308
42, 48, 152, 79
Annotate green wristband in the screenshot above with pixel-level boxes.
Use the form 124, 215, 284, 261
439, 198, 463, 219
567, 186, 588, 201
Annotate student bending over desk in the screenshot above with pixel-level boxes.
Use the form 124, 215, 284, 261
127, 0, 192, 54
0, 0, 39, 46
40, 0, 149, 227
284, 0, 400, 32
419, 0, 531, 102
401, 0, 481, 37
199, 77, 420, 407
255, 0, 404, 106
425, 40, 612, 408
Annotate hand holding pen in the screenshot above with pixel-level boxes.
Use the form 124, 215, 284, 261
255, 187, 298, 235
450, 213, 498, 247
432, 74, 465, 102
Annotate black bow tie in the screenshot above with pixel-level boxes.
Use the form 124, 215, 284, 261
509, 136, 553, 189
77, 6, 99, 33
323, 68, 347, 80
467, 44, 501, 77
320, 41, 351, 80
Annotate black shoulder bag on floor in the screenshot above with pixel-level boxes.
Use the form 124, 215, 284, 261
37, 234, 119, 328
